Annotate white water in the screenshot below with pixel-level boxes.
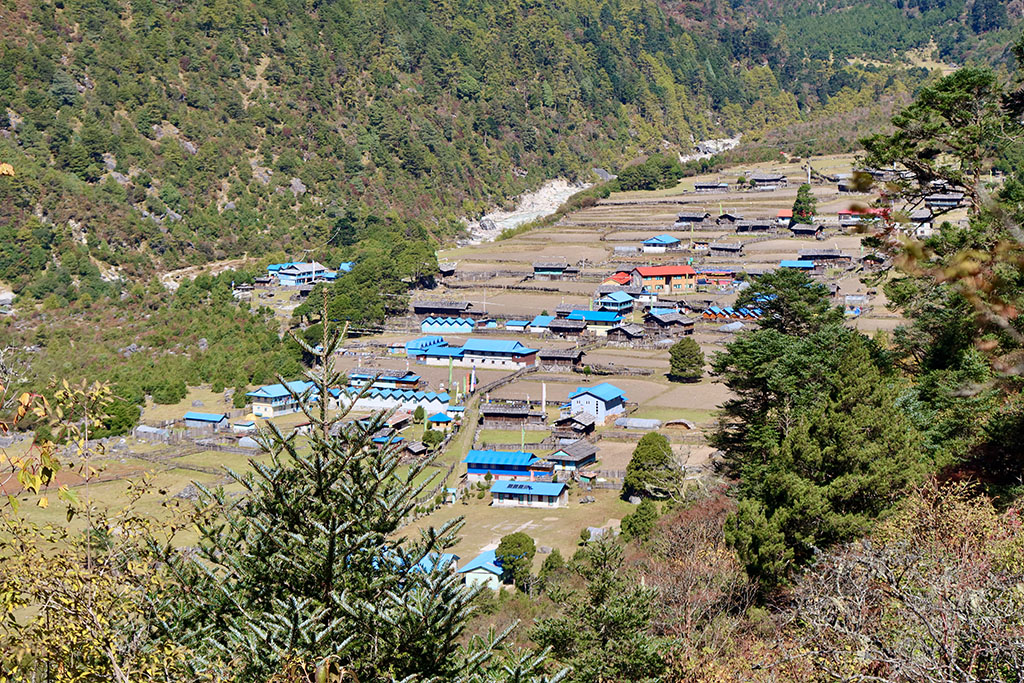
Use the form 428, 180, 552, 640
466, 178, 590, 243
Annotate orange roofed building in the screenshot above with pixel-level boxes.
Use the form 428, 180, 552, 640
629, 265, 696, 294
601, 271, 632, 286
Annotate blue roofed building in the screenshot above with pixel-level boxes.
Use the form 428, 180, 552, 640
338, 261, 355, 273
458, 550, 504, 590
421, 317, 476, 334
567, 310, 623, 336
246, 380, 318, 417
568, 382, 627, 423
340, 388, 450, 415
642, 234, 682, 253
346, 367, 422, 391
504, 320, 530, 332
780, 259, 815, 270
404, 336, 446, 357
273, 261, 330, 286
490, 480, 568, 508
183, 411, 228, 431
529, 315, 555, 333
595, 290, 635, 314
462, 449, 538, 482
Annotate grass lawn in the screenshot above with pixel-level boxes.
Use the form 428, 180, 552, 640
143, 387, 238, 423
399, 485, 634, 569
626, 406, 718, 424
476, 429, 549, 446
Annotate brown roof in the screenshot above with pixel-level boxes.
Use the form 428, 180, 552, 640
555, 412, 597, 428
549, 439, 598, 462
538, 348, 585, 360
608, 323, 645, 338
481, 404, 543, 418
549, 318, 587, 331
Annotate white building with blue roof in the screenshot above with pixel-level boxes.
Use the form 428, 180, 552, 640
462, 449, 539, 482
458, 550, 504, 590
421, 317, 476, 334
183, 411, 229, 431
246, 380, 318, 417
568, 382, 627, 423
642, 234, 682, 253
490, 480, 568, 508
420, 338, 538, 369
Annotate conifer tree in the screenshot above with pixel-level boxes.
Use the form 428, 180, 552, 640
668, 337, 704, 382
153, 323, 562, 682
725, 335, 926, 587
623, 433, 680, 500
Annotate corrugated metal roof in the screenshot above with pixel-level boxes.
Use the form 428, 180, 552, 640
569, 382, 626, 403
458, 550, 502, 575
567, 310, 621, 323
247, 380, 317, 399
183, 411, 227, 422
463, 450, 537, 466
462, 338, 536, 355
491, 480, 566, 497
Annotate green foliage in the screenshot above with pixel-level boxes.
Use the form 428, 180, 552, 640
720, 332, 927, 587
231, 386, 248, 409
531, 538, 667, 682
413, 405, 425, 424
623, 432, 680, 500
422, 428, 444, 449
496, 531, 536, 591
735, 268, 843, 335
615, 155, 685, 192
791, 183, 816, 224
668, 337, 704, 383
539, 549, 566, 582
621, 499, 659, 542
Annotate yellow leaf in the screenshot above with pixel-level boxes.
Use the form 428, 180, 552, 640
37, 496, 48, 509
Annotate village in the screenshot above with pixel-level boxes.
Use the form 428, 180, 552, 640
13, 155, 966, 587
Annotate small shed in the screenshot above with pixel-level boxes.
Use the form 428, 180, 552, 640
547, 439, 598, 471
183, 411, 228, 432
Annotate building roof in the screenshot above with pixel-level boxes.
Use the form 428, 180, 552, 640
347, 368, 420, 382
267, 261, 301, 272
790, 224, 822, 233
750, 172, 786, 182
604, 272, 632, 285
351, 388, 451, 402
632, 265, 697, 277
798, 248, 849, 259
676, 211, 710, 220
422, 316, 476, 327
480, 403, 541, 417
530, 315, 555, 327
491, 480, 567, 497
405, 336, 445, 350
412, 552, 459, 573
569, 382, 627, 403
710, 242, 743, 251
777, 209, 793, 218
413, 300, 472, 311
463, 450, 537, 467
555, 411, 597, 427
608, 323, 645, 338
457, 550, 502, 576
549, 439, 598, 462
538, 348, 584, 360
278, 261, 327, 275
183, 411, 227, 423
247, 380, 318, 399
780, 260, 815, 269
428, 413, 452, 423
462, 338, 537, 355
645, 311, 693, 325
505, 320, 530, 327
567, 310, 622, 323
549, 318, 588, 331
420, 345, 465, 359
599, 291, 635, 304
643, 234, 681, 245
533, 261, 569, 270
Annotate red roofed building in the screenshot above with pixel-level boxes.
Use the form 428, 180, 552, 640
630, 265, 697, 293
776, 208, 793, 225
601, 271, 632, 286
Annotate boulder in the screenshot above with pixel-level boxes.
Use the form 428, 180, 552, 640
289, 177, 307, 196
191, 400, 204, 407
537, 546, 552, 554
628, 495, 641, 505
197, 337, 208, 352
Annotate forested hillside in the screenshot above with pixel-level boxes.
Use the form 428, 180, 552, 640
0, 0, 956, 302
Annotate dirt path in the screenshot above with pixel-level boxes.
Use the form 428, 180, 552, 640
159, 256, 253, 291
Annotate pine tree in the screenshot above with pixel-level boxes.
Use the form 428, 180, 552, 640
725, 335, 926, 587
496, 531, 536, 590
531, 538, 667, 682
791, 183, 817, 224
668, 337, 704, 382
735, 268, 842, 335
623, 432, 680, 500
621, 498, 659, 541
153, 325, 562, 681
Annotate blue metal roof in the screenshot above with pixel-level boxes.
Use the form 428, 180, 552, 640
531, 315, 555, 327
643, 234, 681, 245
420, 345, 465, 358
491, 480, 567, 497
506, 320, 530, 327
338, 261, 355, 272
372, 435, 405, 444
780, 260, 814, 269
347, 369, 419, 382
567, 310, 622, 323
569, 382, 627, 403
183, 411, 227, 422
649, 307, 677, 315
458, 550, 502, 576
422, 317, 476, 326
357, 388, 451, 402
405, 336, 445, 351
428, 413, 452, 423
246, 380, 317, 399
462, 338, 537, 355
600, 291, 634, 303
267, 261, 300, 272
413, 552, 459, 573
463, 450, 537, 467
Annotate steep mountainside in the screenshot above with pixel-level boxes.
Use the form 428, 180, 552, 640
0, 0, 948, 302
